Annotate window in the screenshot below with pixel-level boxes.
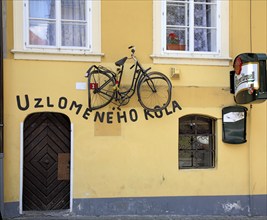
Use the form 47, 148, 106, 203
12, 0, 102, 62
179, 115, 216, 169
27, 0, 88, 48
166, 0, 217, 52
152, 0, 230, 66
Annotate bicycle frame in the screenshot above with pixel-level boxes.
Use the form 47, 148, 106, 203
114, 59, 149, 103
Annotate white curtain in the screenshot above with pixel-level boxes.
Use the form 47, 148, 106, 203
29, 0, 56, 46
61, 0, 86, 47
194, 3, 209, 51
29, 0, 86, 47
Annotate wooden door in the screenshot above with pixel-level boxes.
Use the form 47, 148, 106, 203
23, 112, 71, 211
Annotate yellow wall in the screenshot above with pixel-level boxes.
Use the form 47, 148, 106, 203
3, 0, 267, 204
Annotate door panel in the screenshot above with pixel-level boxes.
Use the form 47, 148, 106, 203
23, 112, 71, 211
58, 153, 70, 180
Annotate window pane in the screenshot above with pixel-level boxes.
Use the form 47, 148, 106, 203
194, 3, 216, 27
179, 150, 193, 168
179, 120, 195, 134
29, 0, 55, 19
179, 136, 193, 149
194, 1, 217, 52
196, 117, 212, 134
166, 0, 189, 51
29, 20, 56, 46
194, 28, 216, 52
61, 23, 86, 47
194, 151, 214, 167
194, 0, 216, 3
61, 0, 86, 21
166, 28, 188, 50
196, 136, 210, 149
167, 2, 188, 26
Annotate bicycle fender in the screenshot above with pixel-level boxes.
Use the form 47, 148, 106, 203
85, 65, 98, 77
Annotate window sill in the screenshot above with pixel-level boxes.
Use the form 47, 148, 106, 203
11, 49, 104, 62
151, 54, 232, 66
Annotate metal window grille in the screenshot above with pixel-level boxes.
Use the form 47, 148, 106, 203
179, 115, 216, 169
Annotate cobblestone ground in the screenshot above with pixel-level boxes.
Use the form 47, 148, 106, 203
3, 215, 267, 220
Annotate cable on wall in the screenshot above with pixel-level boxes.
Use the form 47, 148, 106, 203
249, 0, 252, 52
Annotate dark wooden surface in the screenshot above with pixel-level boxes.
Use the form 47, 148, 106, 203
23, 112, 70, 211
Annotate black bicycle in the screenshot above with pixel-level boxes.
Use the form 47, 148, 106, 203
85, 46, 172, 112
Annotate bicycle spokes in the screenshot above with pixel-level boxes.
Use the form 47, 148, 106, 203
88, 70, 115, 110
137, 72, 172, 112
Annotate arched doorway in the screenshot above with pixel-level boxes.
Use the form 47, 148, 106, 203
23, 112, 71, 211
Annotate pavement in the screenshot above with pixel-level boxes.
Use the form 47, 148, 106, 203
3, 215, 267, 220
2, 210, 267, 220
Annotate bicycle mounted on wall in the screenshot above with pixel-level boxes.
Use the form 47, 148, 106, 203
85, 46, 172, 112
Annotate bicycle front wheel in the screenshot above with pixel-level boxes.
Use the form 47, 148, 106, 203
88, 70, 116, 110
137, 72, 172, 112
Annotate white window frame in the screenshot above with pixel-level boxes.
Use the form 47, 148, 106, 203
152, 0, 231, 66
12, 0, 102, 62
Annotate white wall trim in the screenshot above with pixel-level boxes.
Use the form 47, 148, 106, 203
70, 123, 74, 212
19, 122, 23, 214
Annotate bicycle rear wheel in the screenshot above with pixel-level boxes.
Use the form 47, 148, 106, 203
137, 72, 172, 112
88, 70, 116, 110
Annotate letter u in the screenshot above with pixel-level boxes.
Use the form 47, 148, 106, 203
16, 95, 30, 111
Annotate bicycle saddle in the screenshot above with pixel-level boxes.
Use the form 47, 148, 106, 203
115, 57, 127, 66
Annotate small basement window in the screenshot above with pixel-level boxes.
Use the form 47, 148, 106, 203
179, 115, 216, 169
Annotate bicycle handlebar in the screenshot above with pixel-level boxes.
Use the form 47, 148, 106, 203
128, 45, 136, 57
85, 65, 98, 77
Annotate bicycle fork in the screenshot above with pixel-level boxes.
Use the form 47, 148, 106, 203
145, 77, 157, 93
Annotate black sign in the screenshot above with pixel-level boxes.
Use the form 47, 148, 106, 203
222, 106, 247, 144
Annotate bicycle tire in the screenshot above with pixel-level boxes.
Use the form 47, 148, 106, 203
137, 72, 172, 112
88, 70, 116, 110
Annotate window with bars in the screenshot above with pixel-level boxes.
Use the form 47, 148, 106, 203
165, 0, 218, 52
26, 0, 89, 49
179, 115, 216, 169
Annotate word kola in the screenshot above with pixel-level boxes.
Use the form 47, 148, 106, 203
94, 101, 182, 123
16, 95, 182, 123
